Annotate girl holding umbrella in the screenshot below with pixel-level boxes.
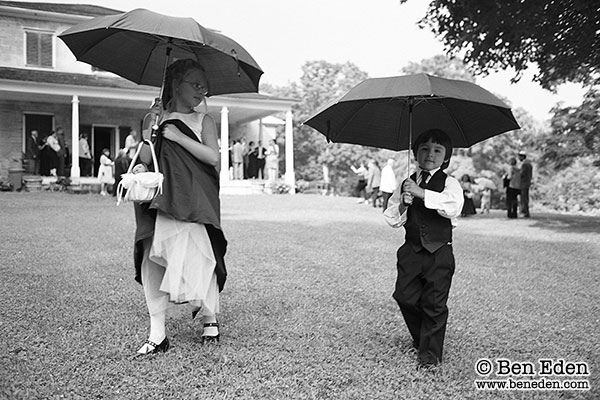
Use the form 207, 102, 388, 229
133, 59, 227, 355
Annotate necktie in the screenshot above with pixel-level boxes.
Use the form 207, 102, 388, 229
419, 171, 430, 189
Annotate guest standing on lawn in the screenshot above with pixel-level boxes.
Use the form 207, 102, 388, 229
366, 159, 381, 207
350, 161, 369, 203
518, 151, 532, 218
133, 59, 227, 355
504, 157, 520, 219
380, 158, 397, 211
383, 129, 463, 370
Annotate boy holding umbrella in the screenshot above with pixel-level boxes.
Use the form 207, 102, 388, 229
383, 128, 464, 370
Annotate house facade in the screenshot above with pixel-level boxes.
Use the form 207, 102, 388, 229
0, 1, 297, 190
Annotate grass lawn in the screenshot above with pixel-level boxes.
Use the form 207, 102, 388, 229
0, 192, 598, 399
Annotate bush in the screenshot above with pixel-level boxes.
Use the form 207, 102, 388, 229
295, 179, 309, 194
264, 180, 292, 194
535, 157, 600, 213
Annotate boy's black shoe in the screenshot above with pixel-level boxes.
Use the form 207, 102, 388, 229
416, 361, 440, 372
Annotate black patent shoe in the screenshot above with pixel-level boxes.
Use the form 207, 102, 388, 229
201, 322, 220, 344
136, 337, 170, 355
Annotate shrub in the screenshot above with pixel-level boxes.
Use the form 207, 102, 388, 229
535, 157, 600, 213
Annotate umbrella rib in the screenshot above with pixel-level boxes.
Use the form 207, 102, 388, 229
395, 99, 407, 151
331, 101, 373, 142
436, 100, 469, 146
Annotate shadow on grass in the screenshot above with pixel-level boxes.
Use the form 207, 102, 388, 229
528, 212, 600, 234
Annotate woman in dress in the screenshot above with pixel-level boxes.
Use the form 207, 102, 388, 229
460, 174, 477, 217
133, 59, 227, 355
264, 139, 279, 181
97, 148, 114, 196
38, 135, 53, 176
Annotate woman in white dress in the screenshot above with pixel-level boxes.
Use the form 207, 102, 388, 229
97, 148, 114, 196
133, 59, 227, 355
264, 139, 279, 181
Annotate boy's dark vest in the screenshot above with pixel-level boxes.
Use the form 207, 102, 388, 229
404, 170, 453, 253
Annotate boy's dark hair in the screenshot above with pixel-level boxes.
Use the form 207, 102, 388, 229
412, 129, 453, 170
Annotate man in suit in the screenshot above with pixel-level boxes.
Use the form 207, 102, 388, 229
519, 151, 533, 218
26, 130, 40, 174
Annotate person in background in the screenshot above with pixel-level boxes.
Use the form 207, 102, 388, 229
26, 130, 40, 174
265, 139, 279, 182
256, 140, 266, 179
504, 157, 521, 219
366, 159, 381, 207
78, 133, 92, 177
350, 161, 369, 203
242, 137, 250, 179
480, 187, 492, 214
97, 148, 113, 196
125, 130, 141, 159
380, 159, 397, 211
383, 128, 463, 370
460, 174, 477, 217
247, 141, 258, 179
55, 126, 67, 177
113, 148, 129, 197
38, 135, 51, 176
45, 130, 61, 176
132, 58, 227, 356
518, 151, 532, 218
231, 139, 244, 180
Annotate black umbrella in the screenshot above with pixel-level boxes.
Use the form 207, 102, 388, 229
59, 8, 263, 97
304, 74, 520, 154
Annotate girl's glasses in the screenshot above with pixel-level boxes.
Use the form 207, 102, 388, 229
182, 81, 208, 95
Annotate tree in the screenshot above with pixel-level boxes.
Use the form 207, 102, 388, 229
539, 84, 600, 170
402, 54, 476, 82
405, 0, 600, 90
265, 61, 389, 190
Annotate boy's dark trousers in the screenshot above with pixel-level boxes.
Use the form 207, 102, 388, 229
393, 242, 455, 365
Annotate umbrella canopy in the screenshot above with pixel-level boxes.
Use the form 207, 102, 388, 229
304, 74, 520, 151
59, 8, 263, 96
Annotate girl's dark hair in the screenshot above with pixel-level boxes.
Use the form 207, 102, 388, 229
161, 59, 208, 109
412, 128, 453, 170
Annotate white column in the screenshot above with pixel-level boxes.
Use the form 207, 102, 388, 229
70, 95, 80, 179
220, 106, 230, 182
284, 110, 295, 193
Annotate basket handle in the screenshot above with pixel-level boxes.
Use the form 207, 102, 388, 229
126, 139, 160, 174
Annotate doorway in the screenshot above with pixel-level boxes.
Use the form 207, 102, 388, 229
24, 113, 54, 150
92, 126, 116, 175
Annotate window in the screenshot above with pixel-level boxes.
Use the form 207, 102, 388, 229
25, 31, 53, 67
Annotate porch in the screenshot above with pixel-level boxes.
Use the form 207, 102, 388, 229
21, 175, 270, 195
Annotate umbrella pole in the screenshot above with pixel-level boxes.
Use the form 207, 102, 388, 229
407, 97, 414, 178
151, 44, 173, 137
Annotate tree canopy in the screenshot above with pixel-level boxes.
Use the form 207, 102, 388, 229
539, 84, 600, 170
402, 54, 476, 82
405, 0, 600, 90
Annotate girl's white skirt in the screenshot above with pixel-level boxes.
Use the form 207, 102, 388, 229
146, 211, 219, 315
